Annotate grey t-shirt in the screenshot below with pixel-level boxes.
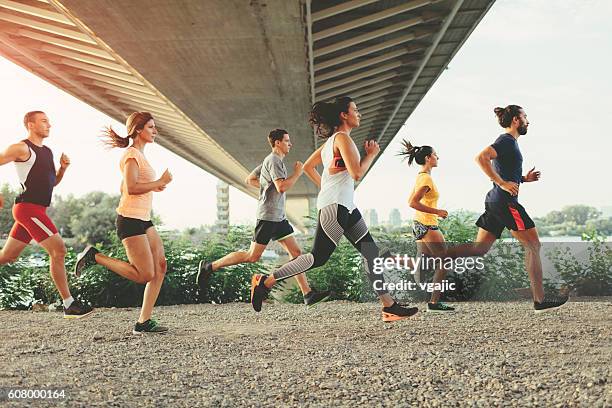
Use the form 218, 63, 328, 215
254, 153, 287, 222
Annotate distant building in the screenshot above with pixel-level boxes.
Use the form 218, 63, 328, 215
215, 180, 229, 235
389, 208, 402, 228
364, 209, 379, 227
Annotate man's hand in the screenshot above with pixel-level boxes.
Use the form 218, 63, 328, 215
499, 180, 519, 196
60, 153, 70, 169
364, 140, 380, 157
523, 167, 541, 182
293, 161, 303, 175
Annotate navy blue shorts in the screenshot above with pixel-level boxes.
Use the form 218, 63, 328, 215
476, 202, 535, 238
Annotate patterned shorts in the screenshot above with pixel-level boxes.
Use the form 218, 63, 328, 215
412, 220, 439, 240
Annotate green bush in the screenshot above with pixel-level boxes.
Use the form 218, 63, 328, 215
2, 215, 609, 310
0, 247, 58, 309
282, 211, 534, 304
366, 211, 531, 302
282, 239, 365, 304
546, 230, 612, 296
0, 259, 54, 310
0, 226, 266, 309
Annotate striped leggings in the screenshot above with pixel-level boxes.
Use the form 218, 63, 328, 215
272, 203, 388, 296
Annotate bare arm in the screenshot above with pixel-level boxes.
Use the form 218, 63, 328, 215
408, 185, 447, 218
273, 161, 303, 193
0, 142, 29, 166
336, 133, 379, 181
54, 153, 70, 186
245, 166, 261, 188
245, 173, 260, 188
0, 143, 29, 206
475, 146, 519, 196
124, 159, 172, 194
55, 169, 66, 185
303, 145, 324, 188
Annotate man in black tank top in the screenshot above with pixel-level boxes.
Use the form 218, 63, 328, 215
14, 139, 57, 206
0, 111, 93, 318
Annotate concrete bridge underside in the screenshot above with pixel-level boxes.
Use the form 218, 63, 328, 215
0, 0, 494, 229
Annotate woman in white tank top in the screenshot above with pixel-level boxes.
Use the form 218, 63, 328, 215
250, 97, 419, 322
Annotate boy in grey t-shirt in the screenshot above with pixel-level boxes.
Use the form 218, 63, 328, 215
197, 129, 330, 306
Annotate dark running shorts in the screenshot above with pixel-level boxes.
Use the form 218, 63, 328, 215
476, 201, 535, 238
412, 220, 440, 240
116, 214, 154, 240
253, 219, 294, 245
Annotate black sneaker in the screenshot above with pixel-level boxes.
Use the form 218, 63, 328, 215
427, 302, 455, 312
534, 294, 569, 314
382, 302, 418, 322
250, 274, 271, 312
74, 245, 99, 277
63, 299, 94, 319
196, 260, 213, 291
133, 319, 168, 335
303, 290, 331, 307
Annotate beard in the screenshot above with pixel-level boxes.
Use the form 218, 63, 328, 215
518, 125, 528, 135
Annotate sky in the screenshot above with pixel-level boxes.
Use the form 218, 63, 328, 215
0, 0, 610, 230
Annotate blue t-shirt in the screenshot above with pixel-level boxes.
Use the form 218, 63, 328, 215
485, 133, 522, 203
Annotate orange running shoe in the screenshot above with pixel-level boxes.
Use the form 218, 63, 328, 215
382, 302, 418, 322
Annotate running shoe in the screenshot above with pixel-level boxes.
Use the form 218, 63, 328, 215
196, 260, 213, 291
74, 245, 99, 277
303, 290, 331, 307
63, 299, 94, 319
534, 294, 569, 314
382, 302, 418, 322
250, 274, 271, 312
133, 319, 168, 335
426, 302, 455, 312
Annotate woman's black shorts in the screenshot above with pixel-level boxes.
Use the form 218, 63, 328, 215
116, 214, 154, 240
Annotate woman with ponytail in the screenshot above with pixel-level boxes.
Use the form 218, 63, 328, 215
250, 96, 419, 322
74, 112, 174, 334
400, 140, 454, 312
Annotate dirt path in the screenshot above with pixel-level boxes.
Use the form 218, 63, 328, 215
1, 299, 610, 407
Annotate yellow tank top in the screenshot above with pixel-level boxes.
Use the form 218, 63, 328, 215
411, 172, 439, 226
116, 147, 156, 221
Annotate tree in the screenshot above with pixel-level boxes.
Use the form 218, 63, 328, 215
561, 205, 601, 225
544, 210, 564, 225
48, 194, 84, 237
586, 217, 612, 236
69, 192, 120, 246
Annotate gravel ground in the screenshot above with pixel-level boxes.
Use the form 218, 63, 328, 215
0, 299, 610, 407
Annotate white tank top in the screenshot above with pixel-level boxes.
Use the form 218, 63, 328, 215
317, 132, 356, 211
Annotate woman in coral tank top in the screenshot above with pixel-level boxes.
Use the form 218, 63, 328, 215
75, 112, 173, 334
